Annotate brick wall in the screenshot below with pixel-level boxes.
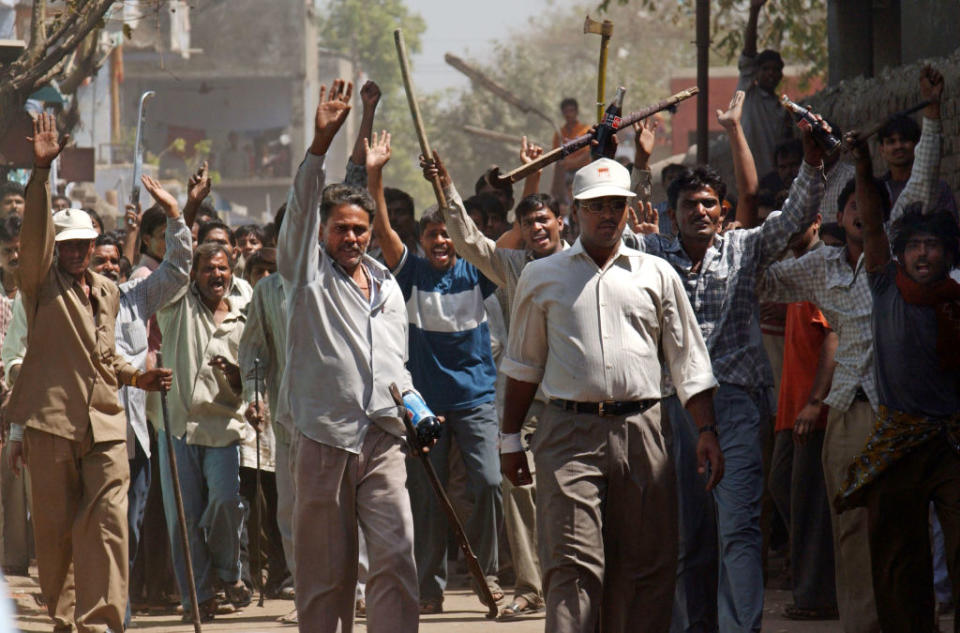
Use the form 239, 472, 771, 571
805, 47, 960, 203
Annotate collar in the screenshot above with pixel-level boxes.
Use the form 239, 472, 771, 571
525, 239, 570, 262
824, 245, 866, 287
189, 279, 246, 321
569, 237, 642, 271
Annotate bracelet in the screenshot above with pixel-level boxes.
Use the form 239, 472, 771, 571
130, 372, 140, 388
499, 432, 523, 454
698, 424, 718, 436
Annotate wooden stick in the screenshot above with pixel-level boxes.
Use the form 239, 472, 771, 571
389, 384, 499, 619
491, 86, 699, 185
462, 124, 540, 148
395, 29, 446, 208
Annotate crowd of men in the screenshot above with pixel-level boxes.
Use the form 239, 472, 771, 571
0, 7, 959, 633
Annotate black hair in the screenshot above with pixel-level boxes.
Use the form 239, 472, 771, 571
878, 114, 921, 145
243, 249, 277, 282
474, 170, 515, 207
83, 207, 104, 233
192, 241, 234, 274
319, 183, 375, 223
837, 177, 892, 222
94, 233, 121, 250
119, 256, 132, 280
477, 192, 507, 223
384, 187, 415, 219
196, 199, 219, 223
463, 197, 487, 228
661, 163, 687, 187
418, 207, 446, 236
0, 214, 21, 242
774, 138, 804, 163
198, 219, 236, 246
139, 205, 166, 254
0, 182, 24, 199
756, 49, 784, 69
234, 223, 266, 244
667, 165, 728, 212
273, 202, 287, 233
560, 97, 579, 111
516, 193, 559, 221
52, 194, 70, 206
891, 205, 959, 268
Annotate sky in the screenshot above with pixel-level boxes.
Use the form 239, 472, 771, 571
410, 0, 586, 94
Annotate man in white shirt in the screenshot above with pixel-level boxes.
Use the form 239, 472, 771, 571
500, 158, 723, 633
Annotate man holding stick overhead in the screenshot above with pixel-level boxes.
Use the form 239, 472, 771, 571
501, 156, 723, 633
278, 79, 420, 633
7, 113, 172, 633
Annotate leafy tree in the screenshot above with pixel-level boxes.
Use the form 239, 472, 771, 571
0, 0, 119, 140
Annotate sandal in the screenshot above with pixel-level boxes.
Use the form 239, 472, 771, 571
277, 607, 299, 625
222, 579, 252, 608
181, 597, 218, 623
498, 596, 544, 620
419, 598, 444, 614
783, 603, 839, 620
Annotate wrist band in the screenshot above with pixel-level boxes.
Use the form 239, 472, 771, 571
499, 432, 523, 454
698, 424, 718, 436
130, 372, 139, 388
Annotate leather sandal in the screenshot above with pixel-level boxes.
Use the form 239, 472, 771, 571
498, 596, 544, 620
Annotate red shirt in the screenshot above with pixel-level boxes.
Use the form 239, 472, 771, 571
775, 302, 831, 432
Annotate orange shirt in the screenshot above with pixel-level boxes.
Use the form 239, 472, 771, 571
775, 301, 831, 432
553, 121, 592, 168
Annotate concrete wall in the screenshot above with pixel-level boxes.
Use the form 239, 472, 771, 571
808, 46, 960, 206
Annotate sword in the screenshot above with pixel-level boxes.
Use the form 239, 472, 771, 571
131, 90, 156, 208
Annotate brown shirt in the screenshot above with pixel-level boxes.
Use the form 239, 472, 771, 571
6, 168, 137, 443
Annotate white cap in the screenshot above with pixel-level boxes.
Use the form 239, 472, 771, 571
572, 158, 636, 200
53, 208, 98, 242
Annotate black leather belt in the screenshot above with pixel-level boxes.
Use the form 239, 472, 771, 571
550, 399, 658, 417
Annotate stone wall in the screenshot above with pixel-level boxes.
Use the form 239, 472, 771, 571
806, 46, 960, 204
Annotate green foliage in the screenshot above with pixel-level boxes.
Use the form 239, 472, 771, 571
602, 0, 827, 88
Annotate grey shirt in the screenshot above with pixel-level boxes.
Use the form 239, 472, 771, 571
869, 260, 960, 417
737, 53, 793, 179
278, 152, 415, 454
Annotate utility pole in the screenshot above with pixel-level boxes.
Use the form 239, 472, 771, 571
696, 0, 709, 164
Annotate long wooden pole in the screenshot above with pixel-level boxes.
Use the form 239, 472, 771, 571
696, 0, 710, 164
394, 29, 446, 208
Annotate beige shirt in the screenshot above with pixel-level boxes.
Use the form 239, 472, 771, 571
151, 279, 251, 446
501, 239, 717, 406
7, 168, 138, 443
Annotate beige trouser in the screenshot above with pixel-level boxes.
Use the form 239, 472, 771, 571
25, 427, 129, 633
293, 425, 418, 633
0, 438, 33, 569
502, 401, 543, 604
533, 403, 676, 633
823, 401, 880, 633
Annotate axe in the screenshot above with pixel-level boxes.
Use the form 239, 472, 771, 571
395, 29, 446, 209
490, 86, 699, 186
584, 15, 614, 123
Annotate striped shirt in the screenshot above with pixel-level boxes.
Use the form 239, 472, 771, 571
393, 247, 498, 411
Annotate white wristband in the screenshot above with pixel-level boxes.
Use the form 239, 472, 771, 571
499, 432, 523, 454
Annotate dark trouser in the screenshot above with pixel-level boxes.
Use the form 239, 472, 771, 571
239, 467, 290, 593
768, 429, 837, 611
864, 438, 960, 633
125, 439, 152, 626
664, 395, 718, 633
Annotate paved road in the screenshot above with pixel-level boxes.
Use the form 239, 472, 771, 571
7, 568, 872, 633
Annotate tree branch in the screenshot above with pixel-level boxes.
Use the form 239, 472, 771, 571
45, 7, 83, 57
26, 0, 47, 62
13, 0, 116, 93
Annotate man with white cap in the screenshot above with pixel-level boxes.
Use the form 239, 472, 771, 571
6, 113, 172, 633
500, 156, 723, 633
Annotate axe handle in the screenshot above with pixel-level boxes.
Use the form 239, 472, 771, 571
389, 384, 499, 619
853, 99, 932, 144
597, 34, 610, 123
395, 29, 447, 208
493, 87, 699, 185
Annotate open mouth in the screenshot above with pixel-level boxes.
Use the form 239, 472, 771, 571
530, 233, 550, 248
209, 278, 226, 290
431, 246, 450, 262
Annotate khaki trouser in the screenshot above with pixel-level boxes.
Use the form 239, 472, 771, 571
502, 401, 543, 605
0, 438, 33, 569
823, 401, 879, 633
533, 402, 676, 633
293, 426, 418, 633
25, 427, 129, 633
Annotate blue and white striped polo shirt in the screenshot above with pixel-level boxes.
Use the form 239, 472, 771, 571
393, 247, 498, 411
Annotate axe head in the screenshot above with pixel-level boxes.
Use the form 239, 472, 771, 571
583, 15, 614, 38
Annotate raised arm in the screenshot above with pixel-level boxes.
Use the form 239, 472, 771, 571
182, 161, 211, 229
122, 203, 141, 264
889, 66, 944, 223
278, 79, 353, 285
757, 123, 825, 268
631, 118, 657, 206
717, 91, 759, 228
345, 80, 382, 189
20, 113, 67, 296
366, 131, 405, 270
743, 0, 765, 58
129, 175, 192, 317
848, 134, 890, 273
520, 136, 544, 199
